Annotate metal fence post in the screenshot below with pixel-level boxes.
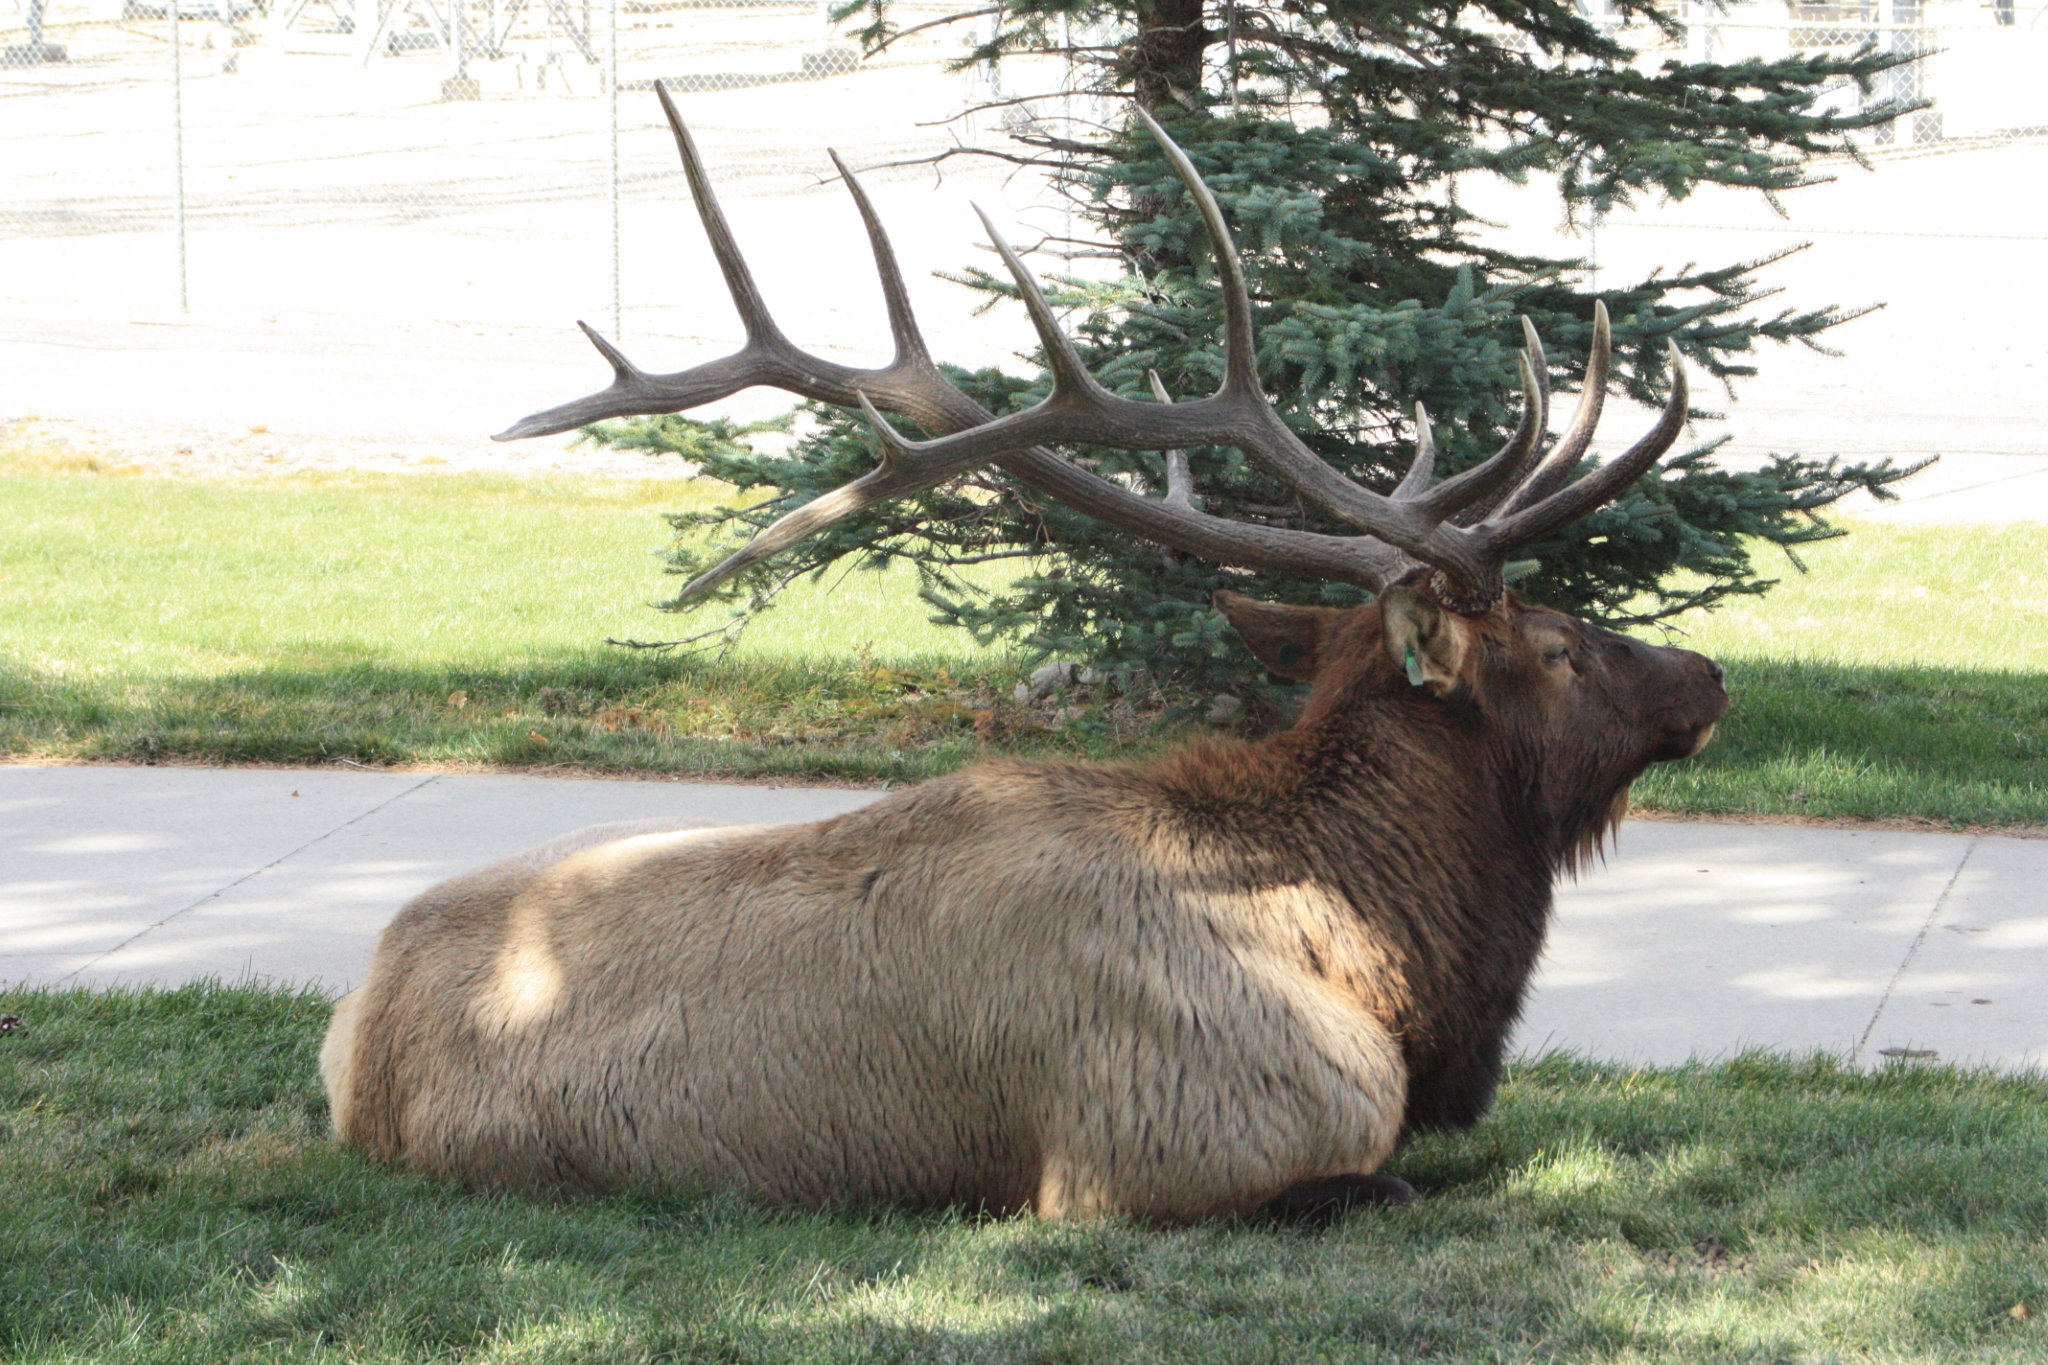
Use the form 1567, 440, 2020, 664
1587, 204, 1599, 296
607, 0, 620, 340
442, 0, 478, 97
170, 0, 189, 312
1224, 0, 1237, 117
6, 0, 68, 62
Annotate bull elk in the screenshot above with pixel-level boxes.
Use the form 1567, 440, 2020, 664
321, 87, 1728, 1222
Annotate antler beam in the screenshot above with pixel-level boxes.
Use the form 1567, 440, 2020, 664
500, 85, 1689, 614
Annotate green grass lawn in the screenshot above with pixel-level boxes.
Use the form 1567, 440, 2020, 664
1, 986, 2043, 1363
1630, 524, 2048, 826
0, 455, 1040, 784
2, 447, 2043, 823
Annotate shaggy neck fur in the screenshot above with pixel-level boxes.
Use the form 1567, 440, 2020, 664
1151, 642, 1643, 1136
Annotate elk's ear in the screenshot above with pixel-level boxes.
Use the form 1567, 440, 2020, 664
1378, 585, 1471, 697
1214, 591, 1343, 682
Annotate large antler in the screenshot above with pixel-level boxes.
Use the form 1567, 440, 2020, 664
500, 85, 1689, 614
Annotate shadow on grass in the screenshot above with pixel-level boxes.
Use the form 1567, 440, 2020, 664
0, 646, 1107, 784
1622, 655, 2048, 826
2, 989, 2044, 1362
3, 651, 2043, 823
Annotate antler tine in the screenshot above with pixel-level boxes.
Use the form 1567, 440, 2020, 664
655, 82, 784, 349
1102, 111, 1427, 533
1392, 403, 1437, 500
1448, 318, 1553, 527
1147, 370, 1197, 509
665, 387, 974, 604
670, 457, 902, 604
1412, 347, 1546, 520
494, 338, 795, 442
1493, 301, 1613, 520
1131, 107, 1261, 399
1163, 449, 1197, 511
974, 204, 1116, 404
575, 319, 638, 380
829, 148, 935, 376
1512, 315, 1555, 487
1477, 341, 1689, 555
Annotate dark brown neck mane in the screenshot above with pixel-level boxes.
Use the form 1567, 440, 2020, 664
1150, 672, 1631, 1136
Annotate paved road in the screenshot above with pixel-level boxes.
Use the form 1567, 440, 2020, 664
4, 763, 2042, 1072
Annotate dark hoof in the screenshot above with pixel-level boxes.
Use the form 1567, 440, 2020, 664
1262, 1173, 1416, 1227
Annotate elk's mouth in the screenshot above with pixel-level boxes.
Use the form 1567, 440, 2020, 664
1650, 680, 1728, 761
1648, 714, 1722, 762
1671, 720, 1717, 760
1642, 724, 1702, 763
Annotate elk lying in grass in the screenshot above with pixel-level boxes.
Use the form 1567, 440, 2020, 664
322, 88, 1727, 1223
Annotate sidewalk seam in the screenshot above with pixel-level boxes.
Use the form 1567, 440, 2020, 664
57, 774, 444, 985
1854, 834, 1980, 1065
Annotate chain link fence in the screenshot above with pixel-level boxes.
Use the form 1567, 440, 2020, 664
1677, 0, 2048, 149
2, 0, 2044, 481
0, 0, 1066, 324
1563, 0, 2048, 482
0, 0, 1090, 461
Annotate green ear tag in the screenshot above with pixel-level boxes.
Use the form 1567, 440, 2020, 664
1404, 645, 1426, 687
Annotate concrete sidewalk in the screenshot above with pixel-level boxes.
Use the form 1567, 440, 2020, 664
3, 763, 2043, 1072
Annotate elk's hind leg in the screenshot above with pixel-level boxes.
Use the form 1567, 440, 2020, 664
1262, 1172, 1416, 1227
320, 988, 364, 1139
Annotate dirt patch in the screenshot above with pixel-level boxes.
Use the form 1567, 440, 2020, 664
0, 411, 696, 485
2, 414, 684, 482
1625, 806, 2048, 841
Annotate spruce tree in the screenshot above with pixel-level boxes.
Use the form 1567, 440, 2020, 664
592, 0, 1924, 691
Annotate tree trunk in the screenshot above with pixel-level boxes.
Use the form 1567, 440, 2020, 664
1129, 0, 1211, 112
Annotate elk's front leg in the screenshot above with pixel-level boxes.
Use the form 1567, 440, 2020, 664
1026, 960, 1410, 1222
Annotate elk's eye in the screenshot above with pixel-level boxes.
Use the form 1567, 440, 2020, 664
1543, 644, 1572, 669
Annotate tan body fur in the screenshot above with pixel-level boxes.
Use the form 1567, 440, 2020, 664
324, 588, 1727, 1220
325, 762, 1409, 1219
